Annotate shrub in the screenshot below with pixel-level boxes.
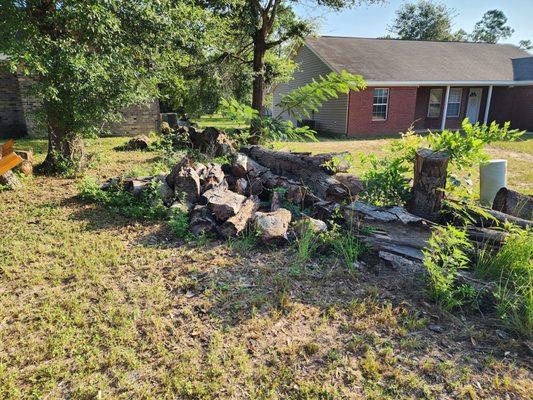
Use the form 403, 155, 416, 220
168, 209, 192, 240
423, 225, 475, 310
476, 228, 533, 337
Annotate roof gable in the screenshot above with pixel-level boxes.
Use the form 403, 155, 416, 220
305, 36, 533, 83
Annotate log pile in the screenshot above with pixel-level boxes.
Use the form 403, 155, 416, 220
104, 146, 363, 241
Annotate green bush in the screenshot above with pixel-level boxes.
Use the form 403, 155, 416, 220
476, 229, 533, 337
168, 209, 191, 240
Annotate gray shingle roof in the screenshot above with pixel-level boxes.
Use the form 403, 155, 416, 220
306, 36, 533, 82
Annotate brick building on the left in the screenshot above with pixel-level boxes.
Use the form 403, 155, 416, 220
0, 56, 160, 138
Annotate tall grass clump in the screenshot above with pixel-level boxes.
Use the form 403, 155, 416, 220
293, 220, 321, 265
476, 229, 532, 337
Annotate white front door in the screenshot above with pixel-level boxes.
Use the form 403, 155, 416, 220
466, 88, 482, 123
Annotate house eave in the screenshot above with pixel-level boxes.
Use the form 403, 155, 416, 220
365, 80, 533, 87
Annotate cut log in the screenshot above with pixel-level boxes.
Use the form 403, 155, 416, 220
189, 205, 217, 236
333, 173, 364, 199
219, 196, 260, 238
124, 178, 151, 197
446, 200, 533, 229
202, 186, 246, 221
254, 208, 292, 241
18, 160, 33, 176
165, 157, 192, 188
233, 178, 248, 195
15, 150, 33, 162
408, 148, 449, 222
343, 201, 434, 261
312, 152, 352, 174
0, 170, 22, 189
189, 127, 235, 156
293, 216, 328, 238
170, 167, 201, 211
200, 163, 225, 193
240, 146, 351, 202
312, 201, 341, 222
126, 135, 150, 150
270, 191, 282, 211
160, 181, 175, 206
492, 187, 533, 221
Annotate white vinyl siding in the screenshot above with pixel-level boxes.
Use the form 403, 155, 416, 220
272, 46, 348, 135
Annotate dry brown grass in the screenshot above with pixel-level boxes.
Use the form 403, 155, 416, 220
0, 136, 531, 399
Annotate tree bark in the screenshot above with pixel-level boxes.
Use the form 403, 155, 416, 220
492, 187, 533, 221
251, 29, 267, 115
408, 148, 449, 222
43, 126, 86, 173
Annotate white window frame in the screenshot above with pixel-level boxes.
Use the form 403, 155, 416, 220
372, 88, 389, 121
427, 88, 443, 118
446, 88, 462, 117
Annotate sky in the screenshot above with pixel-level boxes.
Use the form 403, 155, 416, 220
293, 0, 533, 46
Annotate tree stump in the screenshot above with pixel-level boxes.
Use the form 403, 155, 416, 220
408, 148, 449, 222
492, 187, 533, 221
0, 170, 22, 189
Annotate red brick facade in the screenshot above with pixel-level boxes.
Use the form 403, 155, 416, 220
347, 86, 418, 137
346, 85, 533, 137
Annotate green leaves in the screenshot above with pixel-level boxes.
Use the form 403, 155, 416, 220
275, 70, 366, 121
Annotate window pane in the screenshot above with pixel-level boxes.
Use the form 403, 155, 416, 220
449, 88, 462, 103
429, 89, 443, 104
428, 104, 441, 118
447, 103, 460, 117
372, 89, 389, 120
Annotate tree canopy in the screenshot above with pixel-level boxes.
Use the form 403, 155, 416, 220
0, 0, 214, 171
388, 1, 461, 41
471, 10, 514, 44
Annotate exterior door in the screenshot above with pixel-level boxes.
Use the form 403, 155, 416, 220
466, 88, 482, 123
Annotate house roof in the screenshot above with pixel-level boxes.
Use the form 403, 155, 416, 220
305, 36, 533, 84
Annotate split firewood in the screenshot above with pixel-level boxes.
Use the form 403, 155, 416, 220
240, 146, 351, 202
189, 127, 234, 156
219, 196, 260, 238
165, 157, 192, 188
189, 205, 217, 236
200, 163, 225, 193
159, 181, 175, 206
202, 186, 246, 221
408, 148, 449, 222
254, 208, 292, 241
492, 187, 532, 221
233, 178, 248, 195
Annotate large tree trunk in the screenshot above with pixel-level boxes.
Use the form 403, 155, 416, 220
251, 30, 266, 115
42, 126, 86, 173
408, 148, 449, 222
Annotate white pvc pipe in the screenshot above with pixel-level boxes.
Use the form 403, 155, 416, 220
480, 160, 507, 206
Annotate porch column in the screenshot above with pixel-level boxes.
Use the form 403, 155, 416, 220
483, 85, 494, 125
440, 85, 451, 131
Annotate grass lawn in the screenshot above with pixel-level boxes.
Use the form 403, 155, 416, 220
0, 136, 531, 399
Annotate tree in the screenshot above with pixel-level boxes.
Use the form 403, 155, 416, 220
471, 10, 514, 43
210, 0, 383, 115
0, 1, 203, 172
389, 1, 460, 41
519, 40, 532, 51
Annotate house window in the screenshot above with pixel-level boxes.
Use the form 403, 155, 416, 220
446, 88, 462, 117
427, 89, 443, 118
372, 88, 389, 121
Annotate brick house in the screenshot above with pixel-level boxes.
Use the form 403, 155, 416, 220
272, 37, 533, 136
0, 56, 160, 138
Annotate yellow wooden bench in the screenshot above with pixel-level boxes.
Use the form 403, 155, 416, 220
0, 140, 23, 176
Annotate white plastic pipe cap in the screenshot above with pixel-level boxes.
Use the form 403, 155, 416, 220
479, 159, 507, 206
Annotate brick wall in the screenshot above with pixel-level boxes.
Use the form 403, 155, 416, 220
107, 99, 161, 136
0, 66, 27, 138
0, 62, 161, 138
347, 86, 418, 137
490, 86, 533, 131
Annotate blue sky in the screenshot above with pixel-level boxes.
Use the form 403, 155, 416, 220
293, 0, 533, 46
